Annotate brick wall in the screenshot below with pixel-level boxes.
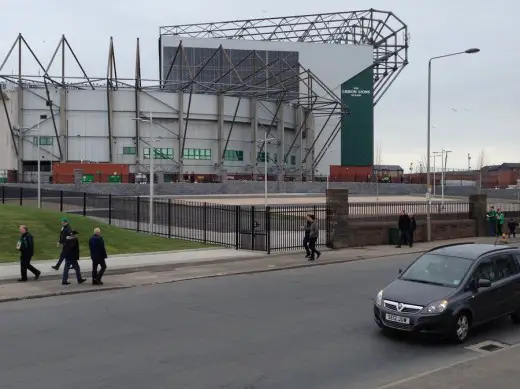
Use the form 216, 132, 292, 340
346, 219, 477, 247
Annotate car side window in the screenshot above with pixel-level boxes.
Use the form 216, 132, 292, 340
493, 254, 519, 281
472, 260, 495, 282
514, 254, 520, 268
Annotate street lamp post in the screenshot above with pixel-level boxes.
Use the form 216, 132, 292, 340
426, 47, 480, 241
432, 151, 441, 196
132, 112, 154, 233
22, 114, 47, 208
441, 149, 452, 206
37, 121, 41, 209
256, 134, 276, 208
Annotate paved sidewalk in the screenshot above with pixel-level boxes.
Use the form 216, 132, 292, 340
378, 343, 520, 388
0, 248, 266, 282
0, 236, 505, 283
0, 236, 507, 302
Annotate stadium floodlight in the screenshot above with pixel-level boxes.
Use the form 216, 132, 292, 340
425, 48, 480, 241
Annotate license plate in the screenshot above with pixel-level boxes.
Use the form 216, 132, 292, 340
385, 313, 410, 324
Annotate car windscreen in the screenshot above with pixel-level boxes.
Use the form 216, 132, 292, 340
399, 253, 472, 287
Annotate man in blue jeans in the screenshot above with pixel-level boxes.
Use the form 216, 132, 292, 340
52, 218, 73, 271
61, 230, 86, 285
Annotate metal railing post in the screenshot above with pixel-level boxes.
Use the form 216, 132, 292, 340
108, 194, 112, 225
136, 196, 141, 232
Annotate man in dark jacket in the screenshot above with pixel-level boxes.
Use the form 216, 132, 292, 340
17, 225, 41, 282
508, 219, 518, 239
52, 218, 73, 270
303, 218, 312, 258
409, 213, 417, 248
307, 214, 321, 261
61, 230, 86, 285
89, 228, 108, 285
396, 210, 412, 248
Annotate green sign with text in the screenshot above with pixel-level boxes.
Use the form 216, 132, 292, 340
340, 67, 374, 166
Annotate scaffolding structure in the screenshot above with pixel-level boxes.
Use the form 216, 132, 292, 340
160, 9, 409, 105
0, 9, 408, 180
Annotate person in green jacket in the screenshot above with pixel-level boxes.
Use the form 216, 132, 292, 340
486, 206, 497, 236
497, 209, 505, 237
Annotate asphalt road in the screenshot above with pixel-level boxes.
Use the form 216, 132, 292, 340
1, 254, 520, 388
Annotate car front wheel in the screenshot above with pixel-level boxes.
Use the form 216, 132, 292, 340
451, 312, 471, 343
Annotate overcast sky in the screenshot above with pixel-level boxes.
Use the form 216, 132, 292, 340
1, 0, 517, 171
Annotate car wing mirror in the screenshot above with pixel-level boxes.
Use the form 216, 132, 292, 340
477, 279, 492, 288
398, 268, 403, 274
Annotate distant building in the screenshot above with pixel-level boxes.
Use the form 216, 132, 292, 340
481, 163, 520, 188
373, 165, 404, 179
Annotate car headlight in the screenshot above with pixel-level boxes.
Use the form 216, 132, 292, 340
375, 290, 383, 306
425, 300, 448, 314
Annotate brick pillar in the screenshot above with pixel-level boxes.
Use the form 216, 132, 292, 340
469, 193, 488, 237
326, 189, 349, 249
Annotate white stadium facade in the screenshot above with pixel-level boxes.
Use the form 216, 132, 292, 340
0, 10, 408, 183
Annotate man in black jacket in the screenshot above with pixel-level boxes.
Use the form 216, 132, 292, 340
396, 210, 412, 248
52, 218, 73, 271
303, 217, 312, 258
61, 230, 86, 285
17, 225, 41, 282
409, 213, 417, 248
89, 228, 108, 285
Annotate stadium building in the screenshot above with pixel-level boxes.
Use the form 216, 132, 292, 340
0, 10, 408, 183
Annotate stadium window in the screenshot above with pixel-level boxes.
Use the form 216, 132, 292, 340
224, 150, 244, 162
153, 148, 173, 159
123, 147, 136, 155
290, 155, 296, 165
33, 136, 53, 146
142, 148, 173, 159
257, 152, 271, 163
183, 148, 212, 160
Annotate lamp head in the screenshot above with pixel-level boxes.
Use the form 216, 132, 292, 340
465, 48, 480, 54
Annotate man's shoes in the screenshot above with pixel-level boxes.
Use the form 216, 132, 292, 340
17, 278, 28, 282
308, 257, 315, 261
316, 252, 321, 259
305, 253, 311, 258
92, 279, 103, 285
395, 245, 401, 248
62, 281, 71, 285
34, 272, 41, 280
78, 278, 87, 284
51, 265, 59, 270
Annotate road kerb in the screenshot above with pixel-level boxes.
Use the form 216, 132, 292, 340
0, 247, 431, 303
0, 246, 429, 284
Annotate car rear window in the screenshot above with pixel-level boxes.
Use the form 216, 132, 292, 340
400, 253, 472, 287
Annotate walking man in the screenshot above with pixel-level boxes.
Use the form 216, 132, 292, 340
409, 213, 417, 248
307, 214, 321, 261
303, 216, 312, 258
52, 218, 73, 270
17, 225, 41, 282
89, 228, 108, 285
508, 219, 518, 239
61, 230, 86, 285
396, 210, 412, 248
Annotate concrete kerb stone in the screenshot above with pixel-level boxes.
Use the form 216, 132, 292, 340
0, 286, 132, 304
0, 246, 434, 302
375, 341, 520, 389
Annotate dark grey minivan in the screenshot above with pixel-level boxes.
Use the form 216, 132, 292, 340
374, 243, 520, 342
